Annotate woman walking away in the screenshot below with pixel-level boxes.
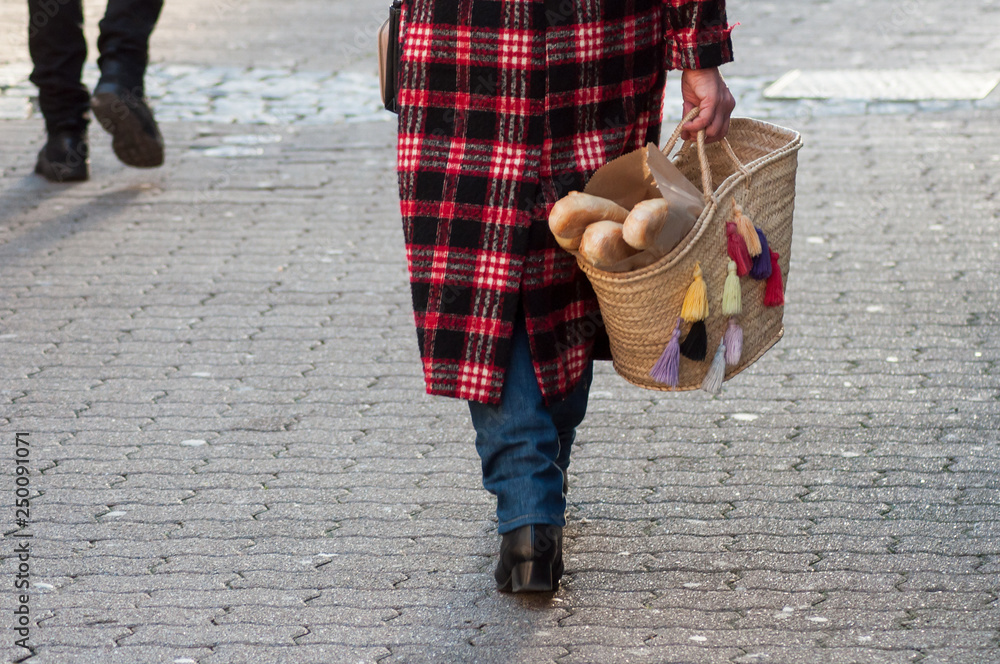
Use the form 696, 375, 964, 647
396, 0, 736, 592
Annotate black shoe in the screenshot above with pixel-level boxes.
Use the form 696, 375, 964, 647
495, 524, 564, 593
90, 81, 163, 168
35, 129, 89, 182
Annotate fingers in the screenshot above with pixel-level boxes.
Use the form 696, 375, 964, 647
681, 101, 715, 141
705, 106, 727, 143
689, 91, 735, 144
678, 68, 736, 143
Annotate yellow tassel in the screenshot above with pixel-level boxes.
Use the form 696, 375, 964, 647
734, 203, 762, 257
681, 262, 709, 322
722, 260, 742, 315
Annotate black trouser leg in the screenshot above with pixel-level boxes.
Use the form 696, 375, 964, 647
27, 0, 89, 132
96, 0, 164, 93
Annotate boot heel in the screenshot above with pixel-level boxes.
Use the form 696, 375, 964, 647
511, 561, 555, 592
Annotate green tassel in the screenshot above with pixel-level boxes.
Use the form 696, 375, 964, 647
722, 260, 742, 316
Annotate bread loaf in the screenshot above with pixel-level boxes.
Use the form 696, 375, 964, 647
622, 198, 670, 250
549, 192, 630, 251
578, 220, 640, 271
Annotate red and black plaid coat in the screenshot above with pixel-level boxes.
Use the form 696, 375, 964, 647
397, 0, 733, 405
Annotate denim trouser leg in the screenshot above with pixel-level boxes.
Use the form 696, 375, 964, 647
468, 313, 593, 535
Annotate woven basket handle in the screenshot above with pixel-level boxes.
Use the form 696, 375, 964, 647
661, 108, 748, 202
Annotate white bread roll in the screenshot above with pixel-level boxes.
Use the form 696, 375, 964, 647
578, 220, 640, 270
622, 198, 670, 250
549, 192, 630, 250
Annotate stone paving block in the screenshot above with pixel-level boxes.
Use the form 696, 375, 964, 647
136, 587, 319, 609
808, 518, 968, 539
15, 646, 217, 664
38, 607, 223, 627
202, 645, 393, 664
293, 623, 482, 648
892, 536, 1000, 556
24, 625, 133, 647
738, 570, 905, 593
817, 591, 997, 612
648, 516, 814, 538
119, 623, 309, 647
731, 534, 893, 554
906, 609, 1000, 631
822, 628, 998, 650
732, 646, 923, 664
646, 551, 818, 574
812, 552, 980, 574
649, 589, 824, 612
733, 608, 907, 631
559, 606, 739, 630
898, 572, 1000, 593
648, 627, 828, 649
32, 591, 151, 610
559, 644, 739, 664
216, 605, 398, 626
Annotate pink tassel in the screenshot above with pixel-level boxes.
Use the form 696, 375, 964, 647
650, 318, 682, 387
726, 222, 752, 277
764, 250, 784, 307
724, 318, 743, 365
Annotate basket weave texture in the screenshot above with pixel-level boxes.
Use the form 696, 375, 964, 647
578, 117, 803, 391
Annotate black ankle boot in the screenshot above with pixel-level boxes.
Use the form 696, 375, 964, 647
495, 524, 564, 592
35, 129, 89, 182
90, 73, 163, 168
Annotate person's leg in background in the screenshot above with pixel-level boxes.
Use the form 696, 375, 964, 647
468, 306, 593, 592
90, 0, 165, 168
27, 0, 91, 182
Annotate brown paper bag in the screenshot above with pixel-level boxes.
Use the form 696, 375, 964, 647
581, 143, 705, 272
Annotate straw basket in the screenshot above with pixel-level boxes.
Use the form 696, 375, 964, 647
578, 115, 803, 391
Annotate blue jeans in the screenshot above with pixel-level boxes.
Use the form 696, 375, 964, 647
468, 313, 593, 535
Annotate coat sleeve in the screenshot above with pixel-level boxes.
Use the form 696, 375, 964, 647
662, 0, 734, 70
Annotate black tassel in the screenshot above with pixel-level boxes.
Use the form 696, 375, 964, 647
679, 320, 708, 361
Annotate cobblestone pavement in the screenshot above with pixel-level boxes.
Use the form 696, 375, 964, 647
1, 1, 999, 663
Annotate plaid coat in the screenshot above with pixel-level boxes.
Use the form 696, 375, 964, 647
397, 0, 733, 405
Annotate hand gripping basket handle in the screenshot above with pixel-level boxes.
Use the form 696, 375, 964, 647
660, 108, 750, 202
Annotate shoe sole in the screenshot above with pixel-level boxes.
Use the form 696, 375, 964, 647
91, 91, 164, 168
35, 155, 88, 183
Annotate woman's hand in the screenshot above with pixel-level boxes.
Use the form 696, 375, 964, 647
680, 68, 736, 144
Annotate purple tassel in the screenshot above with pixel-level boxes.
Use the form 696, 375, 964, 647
724, 318, 743, 366
749, 228, 772, 280
650, 318, 682, 387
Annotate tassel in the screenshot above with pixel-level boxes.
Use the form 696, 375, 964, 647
701, 341, 727, 394
734, 203, 762, 256
764, 250, 784, 306
724, 317, 743, 365
722, 260, 742, 316
726, 222, 752, 276
748, 228, 772, 280
679, 320, 707, 361
650, 318, 682, 387
681, 262, 709, 322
